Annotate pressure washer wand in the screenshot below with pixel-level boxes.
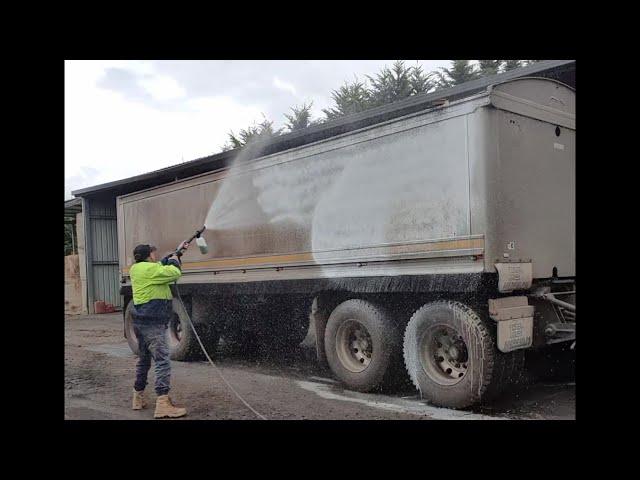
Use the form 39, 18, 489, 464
162, 226, 207, 263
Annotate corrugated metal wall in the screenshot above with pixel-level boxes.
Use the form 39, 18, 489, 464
83, 196, 121, 311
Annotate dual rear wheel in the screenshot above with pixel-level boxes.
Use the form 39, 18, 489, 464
324, 299, 524, 408
324, 299, 403, 392
124, 295, 523, 408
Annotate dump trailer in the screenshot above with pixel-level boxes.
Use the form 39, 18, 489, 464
119, 77, 575, 409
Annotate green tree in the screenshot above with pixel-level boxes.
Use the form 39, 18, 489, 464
64, 223, 76, 255
436, 60, 479, 89
284, 102, 321, 131
410, 63, 435, 95
367, 60, 413, 107
503, 60, 523, 71
365, 60, 436, 103
222, 115, 283, 151
477, 60, 503, 77
322, 78, 372, 120
321, 61, 436, 121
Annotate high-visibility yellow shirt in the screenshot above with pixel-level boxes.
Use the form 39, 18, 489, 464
129, 261, 181, 305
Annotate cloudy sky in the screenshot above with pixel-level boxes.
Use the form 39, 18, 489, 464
65, 60, 452, 199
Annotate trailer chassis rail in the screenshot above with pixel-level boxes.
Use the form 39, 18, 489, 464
530, 289, 576, 349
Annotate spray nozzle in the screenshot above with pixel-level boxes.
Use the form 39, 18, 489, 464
193, 226, 208, 254
182, 226, 208, 255
196, 236, 208, 254
163, 226, 209, 264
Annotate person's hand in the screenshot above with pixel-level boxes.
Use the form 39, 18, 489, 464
178, 241, 190, 251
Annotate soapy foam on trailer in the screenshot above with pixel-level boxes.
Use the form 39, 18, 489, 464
204, 121, 470, 276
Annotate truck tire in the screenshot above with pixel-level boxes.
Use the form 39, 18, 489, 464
324, 299, 401, 392
403, 300, 525, 409
124, 298, 218, 361
170, 297, 219, 362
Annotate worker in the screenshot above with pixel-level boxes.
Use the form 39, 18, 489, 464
129, 242, 189, 419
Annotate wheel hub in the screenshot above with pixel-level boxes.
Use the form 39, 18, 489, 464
447, 340, 468, 363
448, 345, 460, 360
351, 330, 371, 366
336, 320, 373, 373
420, 325, 470, 385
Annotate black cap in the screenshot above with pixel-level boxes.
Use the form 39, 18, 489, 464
133, 244, 157, 263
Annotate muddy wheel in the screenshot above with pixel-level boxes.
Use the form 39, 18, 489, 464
124, 300, 139, 356
403, 300, 524, 409
171, 297, 220, 362
324, 299, 401, 392
124, 298, 216, 361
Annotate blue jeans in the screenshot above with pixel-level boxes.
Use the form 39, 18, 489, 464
133, 323, 171, 395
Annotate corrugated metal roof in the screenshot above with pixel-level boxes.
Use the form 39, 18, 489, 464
72, 60, 575, 198
64, 197, 82, 217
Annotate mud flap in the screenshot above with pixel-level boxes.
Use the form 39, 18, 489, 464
495, 262, 532, 293
311, 298, 329, 367
489, 296, 534, 353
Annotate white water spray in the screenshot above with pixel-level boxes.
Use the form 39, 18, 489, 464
204, 140, 271, 232
202, 118, 470, 276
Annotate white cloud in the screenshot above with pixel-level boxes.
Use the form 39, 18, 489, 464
65, 60, 453, 199
64, 167, 102, 200
273, 76, 297, 96
65, 61, 264, 199
138, 75, 186, 101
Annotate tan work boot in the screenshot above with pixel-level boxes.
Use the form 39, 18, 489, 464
132, 389, 147, 410
154, 395, 187, 419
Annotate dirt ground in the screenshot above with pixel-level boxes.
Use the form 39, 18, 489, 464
65, 313, 575, 420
